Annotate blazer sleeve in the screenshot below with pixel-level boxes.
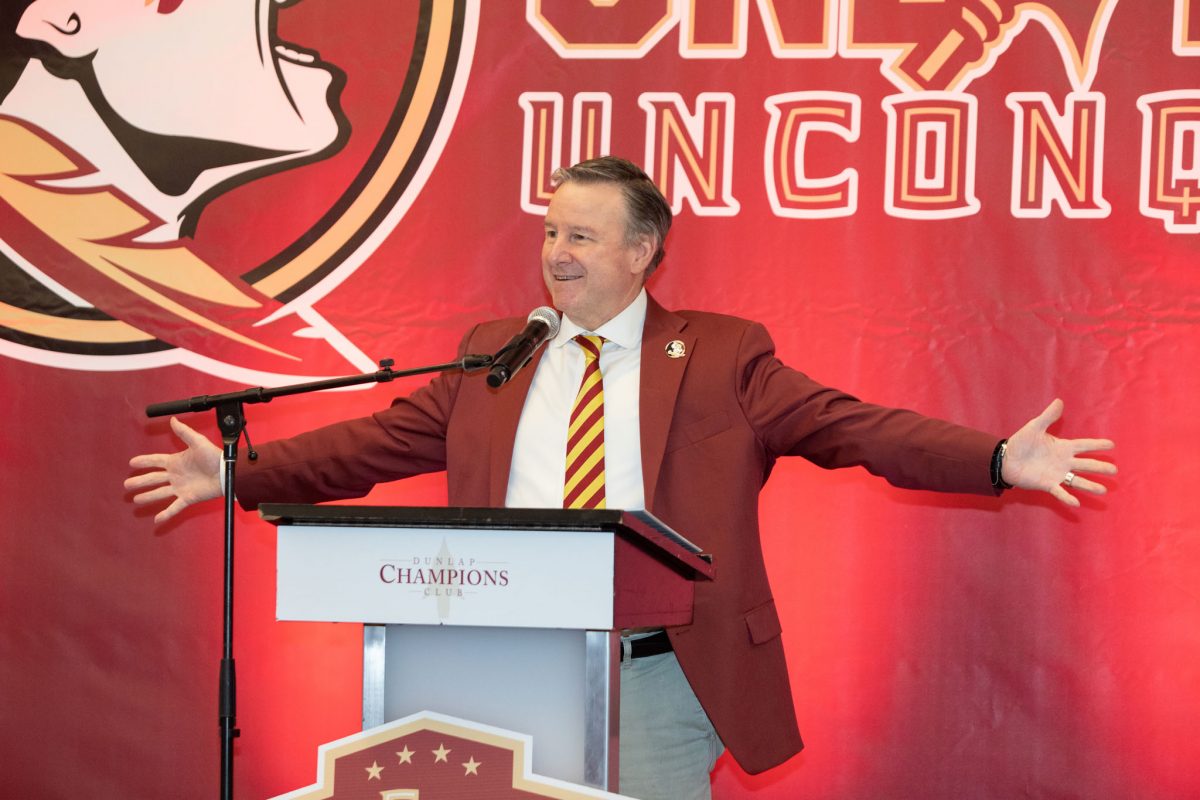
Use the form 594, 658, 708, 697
735, 321, 1001, 495
234, 328, 475, 510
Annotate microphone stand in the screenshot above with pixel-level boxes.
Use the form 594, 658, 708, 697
144, 354, 493, 800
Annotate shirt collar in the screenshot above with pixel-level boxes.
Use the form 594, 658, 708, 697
552, 288, 647, 351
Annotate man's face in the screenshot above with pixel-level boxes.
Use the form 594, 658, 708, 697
541, 181, 653, 331
14, 0, 341, 154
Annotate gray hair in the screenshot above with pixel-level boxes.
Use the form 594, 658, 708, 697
550, 156, 673, 275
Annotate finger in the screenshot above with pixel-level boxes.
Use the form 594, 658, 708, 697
1066, 475, 1107, 495
1050, 485, 1081, 508
155, 498, 187, 525
124, 471, 169, 491
1034, 398, 1065, 431
1072, 457, 1117, 476
1069, 438, 1116, 455
170, 416, 209, 449
132, 484, 177, 506
129, 453, 170, 470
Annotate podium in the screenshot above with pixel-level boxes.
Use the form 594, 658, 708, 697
261, 504, 714, 793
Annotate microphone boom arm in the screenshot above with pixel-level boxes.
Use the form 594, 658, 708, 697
145, 353, 494, 418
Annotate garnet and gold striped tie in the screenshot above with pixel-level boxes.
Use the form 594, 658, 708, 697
563, 334, 606, 509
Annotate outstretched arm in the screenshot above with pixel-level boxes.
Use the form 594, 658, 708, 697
125, 417, 222, 524
1002, 399, 1117, 507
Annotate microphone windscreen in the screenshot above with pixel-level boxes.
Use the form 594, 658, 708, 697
527, 306, 561, 338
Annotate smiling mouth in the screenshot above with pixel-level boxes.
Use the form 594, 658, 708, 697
270, 0, 322, 66
274, 42, 318, 65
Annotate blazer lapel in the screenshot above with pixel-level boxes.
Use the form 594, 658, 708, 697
639, 295, 692, 509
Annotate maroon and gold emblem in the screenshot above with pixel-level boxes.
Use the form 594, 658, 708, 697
0, 0, 476, 381
273, 711, 634, 800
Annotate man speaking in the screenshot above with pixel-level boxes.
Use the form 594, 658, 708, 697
127, 156, 1116, 800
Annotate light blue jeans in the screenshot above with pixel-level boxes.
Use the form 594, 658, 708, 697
618, 651, 725, 800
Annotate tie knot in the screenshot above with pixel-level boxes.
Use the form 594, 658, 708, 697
574, 334, 604, 362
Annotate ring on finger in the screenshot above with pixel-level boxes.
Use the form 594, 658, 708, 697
1062, 471, 1076, 487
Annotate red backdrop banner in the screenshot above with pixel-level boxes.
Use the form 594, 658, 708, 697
1, 1, 1196, 798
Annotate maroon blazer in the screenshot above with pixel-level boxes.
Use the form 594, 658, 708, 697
237, 295, 1000, 774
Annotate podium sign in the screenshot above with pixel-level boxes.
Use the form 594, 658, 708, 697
263, 505, 712, 792
277, 525, 616, 628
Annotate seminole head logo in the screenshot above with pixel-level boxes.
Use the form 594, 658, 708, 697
0, 0, 477, 382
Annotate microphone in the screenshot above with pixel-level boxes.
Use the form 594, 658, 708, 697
486, 306, 561, 388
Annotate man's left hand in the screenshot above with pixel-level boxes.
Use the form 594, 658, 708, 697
1002, 399, 1117, 507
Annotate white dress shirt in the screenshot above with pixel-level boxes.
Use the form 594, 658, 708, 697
505, 290, 647, 511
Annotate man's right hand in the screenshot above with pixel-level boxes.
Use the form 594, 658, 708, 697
125, 417, 223, 524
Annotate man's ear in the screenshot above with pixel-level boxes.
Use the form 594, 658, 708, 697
17, 0, 150, 58
631, 234, 655, 277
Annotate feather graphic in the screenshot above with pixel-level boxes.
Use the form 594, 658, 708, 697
848, 1, 1117, 93
0, 115, 372, 378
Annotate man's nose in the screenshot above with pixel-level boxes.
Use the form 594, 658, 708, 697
547, 239, 572, 263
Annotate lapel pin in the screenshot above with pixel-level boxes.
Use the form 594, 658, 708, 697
665, 339, 686, 359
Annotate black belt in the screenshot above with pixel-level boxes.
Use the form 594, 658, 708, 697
627, 630, 673, 659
